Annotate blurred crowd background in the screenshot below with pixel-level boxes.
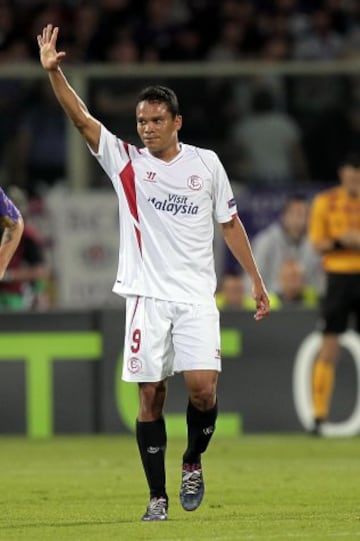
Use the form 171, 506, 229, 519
0, 0, 359, 310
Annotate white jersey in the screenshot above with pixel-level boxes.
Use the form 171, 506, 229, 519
90, 125, 238, 304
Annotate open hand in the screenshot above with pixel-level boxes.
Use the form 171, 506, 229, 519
252, 281, 270, 321
37, 24, 66, 71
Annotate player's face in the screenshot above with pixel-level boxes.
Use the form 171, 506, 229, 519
136, 100, 182, 160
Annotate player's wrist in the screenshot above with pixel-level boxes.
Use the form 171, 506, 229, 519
46, 65, 61, 73
332, 239, 345, 250
248, 270, 263, 283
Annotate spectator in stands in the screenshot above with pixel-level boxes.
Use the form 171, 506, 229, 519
0, 0, 355, 67
216, 272, 247, 310
243, 258, 318, 310
248, 193, 324, 297
231, 88, 308, 186
0, 185, 50, 310
265, 0, 310, 41
216, 265, 315, 313
293, 8, 344, 61
272, 258, 318, 308
206, 20, 246, 61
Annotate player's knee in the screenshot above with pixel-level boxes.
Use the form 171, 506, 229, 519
189, 385, 216, 411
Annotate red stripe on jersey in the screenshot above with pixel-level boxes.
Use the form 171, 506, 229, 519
123, 140, 142, 155
129, 296, 140, 328
119, 162, 142, 255
123, 141, 130, 157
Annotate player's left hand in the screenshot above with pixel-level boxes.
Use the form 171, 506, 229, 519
252, 281, 270, 321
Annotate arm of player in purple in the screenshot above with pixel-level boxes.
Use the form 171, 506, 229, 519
0, 188, 21, 222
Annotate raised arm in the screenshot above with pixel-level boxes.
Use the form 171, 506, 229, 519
0, 191, 24, 280
37, 24, 101, 152
0, 218, 24, 280
221, 216, 270, 320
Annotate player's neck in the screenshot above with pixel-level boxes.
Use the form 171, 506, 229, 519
151, 142, 182, 162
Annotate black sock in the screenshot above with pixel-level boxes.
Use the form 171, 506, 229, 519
183, 400, 218, 464
136, 417, 167, 500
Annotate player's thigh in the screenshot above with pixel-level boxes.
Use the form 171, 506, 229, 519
172, 302, 221, 372
122, 296, 174, 382
320, 273, 352, 333
183, 369, 219, 402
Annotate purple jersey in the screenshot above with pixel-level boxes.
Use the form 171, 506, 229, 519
0, 188, 21, 225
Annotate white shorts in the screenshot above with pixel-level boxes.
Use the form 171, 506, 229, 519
122, 296, 221, 382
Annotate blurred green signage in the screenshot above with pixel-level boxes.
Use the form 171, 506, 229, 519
0, 328, 241, 438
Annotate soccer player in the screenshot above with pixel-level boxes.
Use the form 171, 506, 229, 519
0, 186, 50, 310
37, 24, 270, 521
309, 152, 360, 435
0, 187, 24, 280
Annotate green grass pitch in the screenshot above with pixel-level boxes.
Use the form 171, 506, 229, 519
0, 434, 360, 540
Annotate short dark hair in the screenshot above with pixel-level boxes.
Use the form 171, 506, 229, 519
136, 85, 180, 118
281, 193, 308, 214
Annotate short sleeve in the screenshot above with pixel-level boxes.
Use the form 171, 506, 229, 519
0, 188, 21, 224
211, 154, 238, 223
87, 124, 134, 188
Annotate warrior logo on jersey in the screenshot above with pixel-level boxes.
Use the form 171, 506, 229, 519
144, 171, 157, 182
148, 194, 199, 216
187, 175, 203, 191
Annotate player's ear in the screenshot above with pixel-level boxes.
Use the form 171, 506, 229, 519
176, 115, 182, 131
